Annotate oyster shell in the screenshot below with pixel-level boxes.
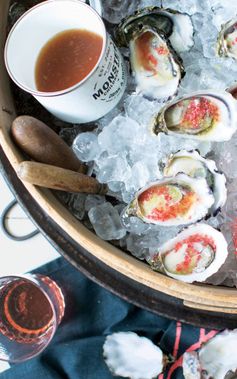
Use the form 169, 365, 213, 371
149, 223, 228, 283
125, 173, 214, 226
115, 7, 194, 53
183, 352, 201, 379
152, 90, 237, 141
103, 332, 165, 379
217, 17, 237, 60
183, 329, 237, 379
115, 7, 187, 99
163, 150, 227, 214
227, 82, 237, 99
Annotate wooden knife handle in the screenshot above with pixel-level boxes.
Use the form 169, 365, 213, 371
17, 161, 108, 195
12, 116, 86, 174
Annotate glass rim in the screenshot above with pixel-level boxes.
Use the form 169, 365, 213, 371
0, 274, 59, 363
4, 0, 107, 98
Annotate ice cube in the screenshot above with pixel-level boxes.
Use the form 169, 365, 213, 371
213, 139, 237, 178
96, 156, 131, 183
162, 0, 205, 15
125, 161, 151, 193
84, 194, 106, 212
122, 215, 151, 235
97, 115, 144, 154
73, 132, 99, 162
124, 94, 162, 126
107, 181, 125, 193
157, 133, 212, 157
126, 233, 156, 260
139, 0, 162, 7
68, 194, 87, 220
88, 202, 126, 240
102, 0, 140, 24
210, 0, 237, 29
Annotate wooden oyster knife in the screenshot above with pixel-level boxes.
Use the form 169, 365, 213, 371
11, 116, 87, 174
17, 161, 108, 195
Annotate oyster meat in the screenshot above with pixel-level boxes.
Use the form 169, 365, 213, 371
152, 90, 237, 141
115, 7, 189, 99
183, 329, 237, 379
125, 173, 214, 226
163, 150, 227, 214
103, 332, 165, 379
217, 17, 237, 60
149, 223, 228, 283
129, 29, 183, 99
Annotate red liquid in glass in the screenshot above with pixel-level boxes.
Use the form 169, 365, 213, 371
0, 278, 62, 343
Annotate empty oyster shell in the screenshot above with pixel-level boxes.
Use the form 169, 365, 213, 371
149, 223, 228, 283
115, 7, 187, 99
115, 7, 194, 53
125, 173, 214, 226
199, 330, 237, 379
152, 90, 237, 141
163, 150, 227, 214
217, 17, 237, 60
183, 329, 237, 379
103, 332, 165, 379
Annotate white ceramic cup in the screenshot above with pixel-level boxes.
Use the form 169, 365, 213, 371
4, 0, 127, 123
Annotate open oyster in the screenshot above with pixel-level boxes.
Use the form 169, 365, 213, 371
115, 7, 194, 53
217, 17, 237, 60
148, 223, 228, 283
115, 7, 187, 99
152, 90, 237, 141
163, 150, 227, 214
103, 332, 165, 379
183, 329, 237, 379
125, 173, 214, 226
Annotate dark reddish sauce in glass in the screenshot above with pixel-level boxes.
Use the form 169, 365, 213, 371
35, 29, 103, 92
0, 279, 53, 342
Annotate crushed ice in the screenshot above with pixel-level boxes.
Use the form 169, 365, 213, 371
63, 0, 237, 285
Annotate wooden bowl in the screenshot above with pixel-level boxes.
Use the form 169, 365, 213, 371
1, 0, 237, 329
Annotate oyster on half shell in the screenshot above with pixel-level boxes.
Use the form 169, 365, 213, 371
163, 150, 227, 214
125, 173, 214, 226
152, 90, 237, 141
183, 329, 237, 379
148, 223, 228, 283
217, 17, 237, 60
115, 7, 187, 99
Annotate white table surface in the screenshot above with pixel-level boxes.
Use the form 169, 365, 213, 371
0, 172, 60, 372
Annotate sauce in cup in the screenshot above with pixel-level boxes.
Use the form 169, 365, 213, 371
35, 29, 103, 92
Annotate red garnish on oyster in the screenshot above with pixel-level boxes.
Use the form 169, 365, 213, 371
180, 98, 220, 131
149, 223, 228, 283
163, 234, 216, 275
126, 174, 214, 227
153, 90, 237, 141
138, 184, 196, 223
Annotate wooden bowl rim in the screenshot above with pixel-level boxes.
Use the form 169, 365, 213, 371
1, 0, 237, 327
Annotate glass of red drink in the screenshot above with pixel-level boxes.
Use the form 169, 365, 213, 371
0, 274, 65, 362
